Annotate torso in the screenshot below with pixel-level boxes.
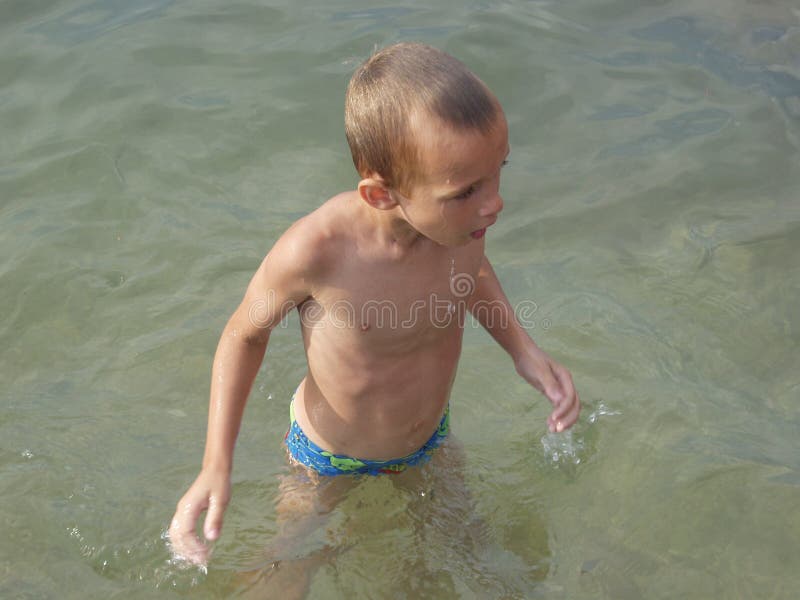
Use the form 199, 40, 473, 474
291, 192, 484, 460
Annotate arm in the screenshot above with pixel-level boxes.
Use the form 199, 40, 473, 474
467, 255, 580, 433
168, 228, 315, 565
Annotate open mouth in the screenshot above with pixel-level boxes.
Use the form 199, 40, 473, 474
470, 227, 487, 239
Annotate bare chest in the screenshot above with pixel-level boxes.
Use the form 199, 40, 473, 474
300, 246, 483, 348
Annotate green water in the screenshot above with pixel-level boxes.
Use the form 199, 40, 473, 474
2, 0, 799, 598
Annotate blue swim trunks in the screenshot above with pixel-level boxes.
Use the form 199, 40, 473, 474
285, 401, 450, 476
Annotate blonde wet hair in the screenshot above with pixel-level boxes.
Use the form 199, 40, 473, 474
344, 42, 499, 194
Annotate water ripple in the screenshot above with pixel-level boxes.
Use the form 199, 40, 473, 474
27, 0, 175, 45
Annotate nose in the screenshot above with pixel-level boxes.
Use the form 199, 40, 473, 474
479, 192, 504, 218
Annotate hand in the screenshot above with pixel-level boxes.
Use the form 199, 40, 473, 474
168, 468, 231, 566
515, 347, 580, 433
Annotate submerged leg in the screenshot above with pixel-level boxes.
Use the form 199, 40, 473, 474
394, 437, 489, 550
236, 465, 355, 599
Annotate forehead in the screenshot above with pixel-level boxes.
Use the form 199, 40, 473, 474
408, 109, 509, 185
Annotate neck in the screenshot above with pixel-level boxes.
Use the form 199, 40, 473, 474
361, 200, 427, 253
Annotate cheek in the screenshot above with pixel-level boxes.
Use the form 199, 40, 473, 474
438, 201, 449, 222
433, 203, 461, 233
441, 199, 477, 225
415, 201, 450, 230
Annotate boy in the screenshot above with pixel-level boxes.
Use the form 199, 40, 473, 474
169, 42, 580, 565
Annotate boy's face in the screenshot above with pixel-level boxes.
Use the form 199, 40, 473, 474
393, 109, 509, 247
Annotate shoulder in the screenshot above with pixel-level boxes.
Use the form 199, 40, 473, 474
227, 193, 360, 336
267, 191, 355, 272
253, 191, 358, 294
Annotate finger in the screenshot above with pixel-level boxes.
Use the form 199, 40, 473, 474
203, 494, 227, 541
552, 394, 575, 421
563, 391, 581, 426
552, 366, 575, 405
547, 418, 558, 433
550, 367, 577, 417
551, 391, 581, 432
169, 498, 209, 564
169, 516, 210, 565
539, 365, 564, 406
174, 494, 208, 534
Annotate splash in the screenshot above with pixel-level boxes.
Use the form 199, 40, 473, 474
587, 401, 621, 424
541, 402, 621, 467
155, 528, 208, 589
541, 430, 584, 466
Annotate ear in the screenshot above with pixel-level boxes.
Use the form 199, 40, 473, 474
357, 177, 399, 210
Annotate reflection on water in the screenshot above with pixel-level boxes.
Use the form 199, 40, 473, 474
1, 0, 799, 598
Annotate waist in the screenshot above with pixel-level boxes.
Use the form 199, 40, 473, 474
292, 378, 451, 461
287, 400, 450, 475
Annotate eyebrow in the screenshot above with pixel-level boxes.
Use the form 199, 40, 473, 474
444, 147, 511, 200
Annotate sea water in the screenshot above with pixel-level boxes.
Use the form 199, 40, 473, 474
1, 0, 799, 597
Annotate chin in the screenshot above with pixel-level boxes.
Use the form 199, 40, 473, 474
429, 234, 472, 247
421, 228, 478, 248
449, 237, 477, 248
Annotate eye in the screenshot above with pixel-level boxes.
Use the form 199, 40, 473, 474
454, 184, 477, 200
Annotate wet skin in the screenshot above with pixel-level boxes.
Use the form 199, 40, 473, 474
168, 108, 580, 564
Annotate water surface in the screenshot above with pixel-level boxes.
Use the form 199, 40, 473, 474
1, 0, 799, 597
